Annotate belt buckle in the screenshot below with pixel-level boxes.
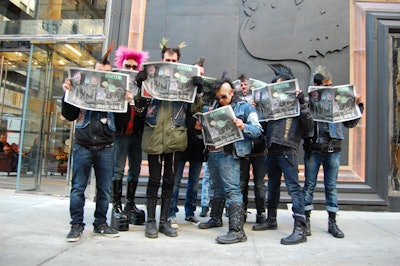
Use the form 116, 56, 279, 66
327, 146, 334, 153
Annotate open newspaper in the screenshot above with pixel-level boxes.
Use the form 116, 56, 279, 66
233, 78, 267, 103
140, 62, 200, 103
65, 67, 129, 113
252, 79, 300, 121
193, 105, 244, 149
114, 69, 139, 97
308, 84, 361, 123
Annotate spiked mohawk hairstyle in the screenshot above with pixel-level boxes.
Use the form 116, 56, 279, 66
268, 63, 295, 83
114, 46, 149, 70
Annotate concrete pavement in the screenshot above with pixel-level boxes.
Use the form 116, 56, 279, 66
1, 188, 400, 266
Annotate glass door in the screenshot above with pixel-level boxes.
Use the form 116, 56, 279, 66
0, 40, 104, 195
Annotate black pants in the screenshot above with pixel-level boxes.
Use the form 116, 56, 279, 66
146, 153, 178, 199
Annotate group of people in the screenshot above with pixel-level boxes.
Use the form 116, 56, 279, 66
62, 39, 364, 246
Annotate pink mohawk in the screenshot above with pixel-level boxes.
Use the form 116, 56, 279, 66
114, 46, 150, 70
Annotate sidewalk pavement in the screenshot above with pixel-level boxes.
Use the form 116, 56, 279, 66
1, 188, 400, 266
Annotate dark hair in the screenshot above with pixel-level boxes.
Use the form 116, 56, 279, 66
271, 73, 293, 83
193, 57, 205, 67
238, 73, 247, 82
214, 77, 235, 92
313, 73, 324, 86
161, 47, 181, 60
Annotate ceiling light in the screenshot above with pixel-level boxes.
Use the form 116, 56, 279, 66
65, 44, 82, 57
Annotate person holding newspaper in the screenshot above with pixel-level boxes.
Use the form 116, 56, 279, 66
236, 73, 268, 224
62, 50, 133, 242
109, 46, 149, 231
252, 64, 313, 246
302, 65, 364, 238
168, 57, 206, 228
135, 39, 203, 239
198, 77, 262, 244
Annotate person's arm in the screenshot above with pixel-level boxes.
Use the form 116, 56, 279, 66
343, 96, 364, 128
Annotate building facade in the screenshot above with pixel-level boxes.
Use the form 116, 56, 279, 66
0, 0, 399, 211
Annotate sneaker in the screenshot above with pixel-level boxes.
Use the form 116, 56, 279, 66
93, 223, 120, 238
185, 216, 199, 224
168, 217, 179, 229
66, 224, 84, 242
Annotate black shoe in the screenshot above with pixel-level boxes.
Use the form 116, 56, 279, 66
66, 224, 84, 242
93, 223, 120, 238
185, 216, 199, 224
199, 207, 209, 217
256, 213, 266, 224
198, 218, 223, 229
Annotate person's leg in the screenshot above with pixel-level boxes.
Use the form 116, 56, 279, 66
92, 145, 115, 226
280, 150, 307, 245
168, 160, 185, 229
200, 162, 211, 217
251, 155, 267, 222
303, 150, 322, 236
323, 152, 344, 238
145, 154, 163, 238
69, 144, 92, 225
239, 158, 250, 215
184, 161, 203, 220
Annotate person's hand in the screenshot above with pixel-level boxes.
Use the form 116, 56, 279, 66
192, 76, 204, 94
296, 90, 305, 104
125, 90, 133, 103
356, 95, 363, 105
135, 70, 147, 87
62, 78, 71, 92
233, 118, 245, 130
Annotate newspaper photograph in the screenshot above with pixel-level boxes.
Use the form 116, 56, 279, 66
308, 84, 362, 123
65, 67, 129, 113
115, 69, 140, 97
253, 79, 300, 121
233, 78, 267, 103
193, 105, 244, 149
141, 62, 200, 103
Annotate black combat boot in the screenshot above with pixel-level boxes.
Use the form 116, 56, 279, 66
305, 210, 312, 236
124, 180, 145, 225
328, 211, 344, 238
145, 198, 158, 238
216, 202, 247, 244
280, 214, 307, 245
252, 208, 278, 231
198, 198, 225, 229
110, 180, 129, 231
158, 198, 178, 237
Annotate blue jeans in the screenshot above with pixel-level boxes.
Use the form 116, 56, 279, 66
240, 155, 267, 214
112, 131, 142, 184
69, 143, 114, 226
267, 149, 304, 215
200, 162, 212, 207
169, 160, 203, 218
304, 151, 340, 213
208, 151, 242, 204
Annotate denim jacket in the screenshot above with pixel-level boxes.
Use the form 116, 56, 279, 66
266, 104, 314, 151
76, 109, 116, 131
145, 99, 188, 127
304, 103, 364, 140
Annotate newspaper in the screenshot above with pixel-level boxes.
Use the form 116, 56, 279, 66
253, 79, 300, 121
140, 62, 200, 103
308, 84, 362, 123
202, 76, 217, 108
65, 67, 129, 113
114, 69, 140, 97
233, 78, 267, 103
193, 105, 244, 149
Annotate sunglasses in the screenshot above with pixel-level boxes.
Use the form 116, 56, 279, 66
215, 94, 228, 101
124, 64, 138, 70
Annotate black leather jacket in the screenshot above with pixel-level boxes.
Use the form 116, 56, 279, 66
266, 104, 314, 151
